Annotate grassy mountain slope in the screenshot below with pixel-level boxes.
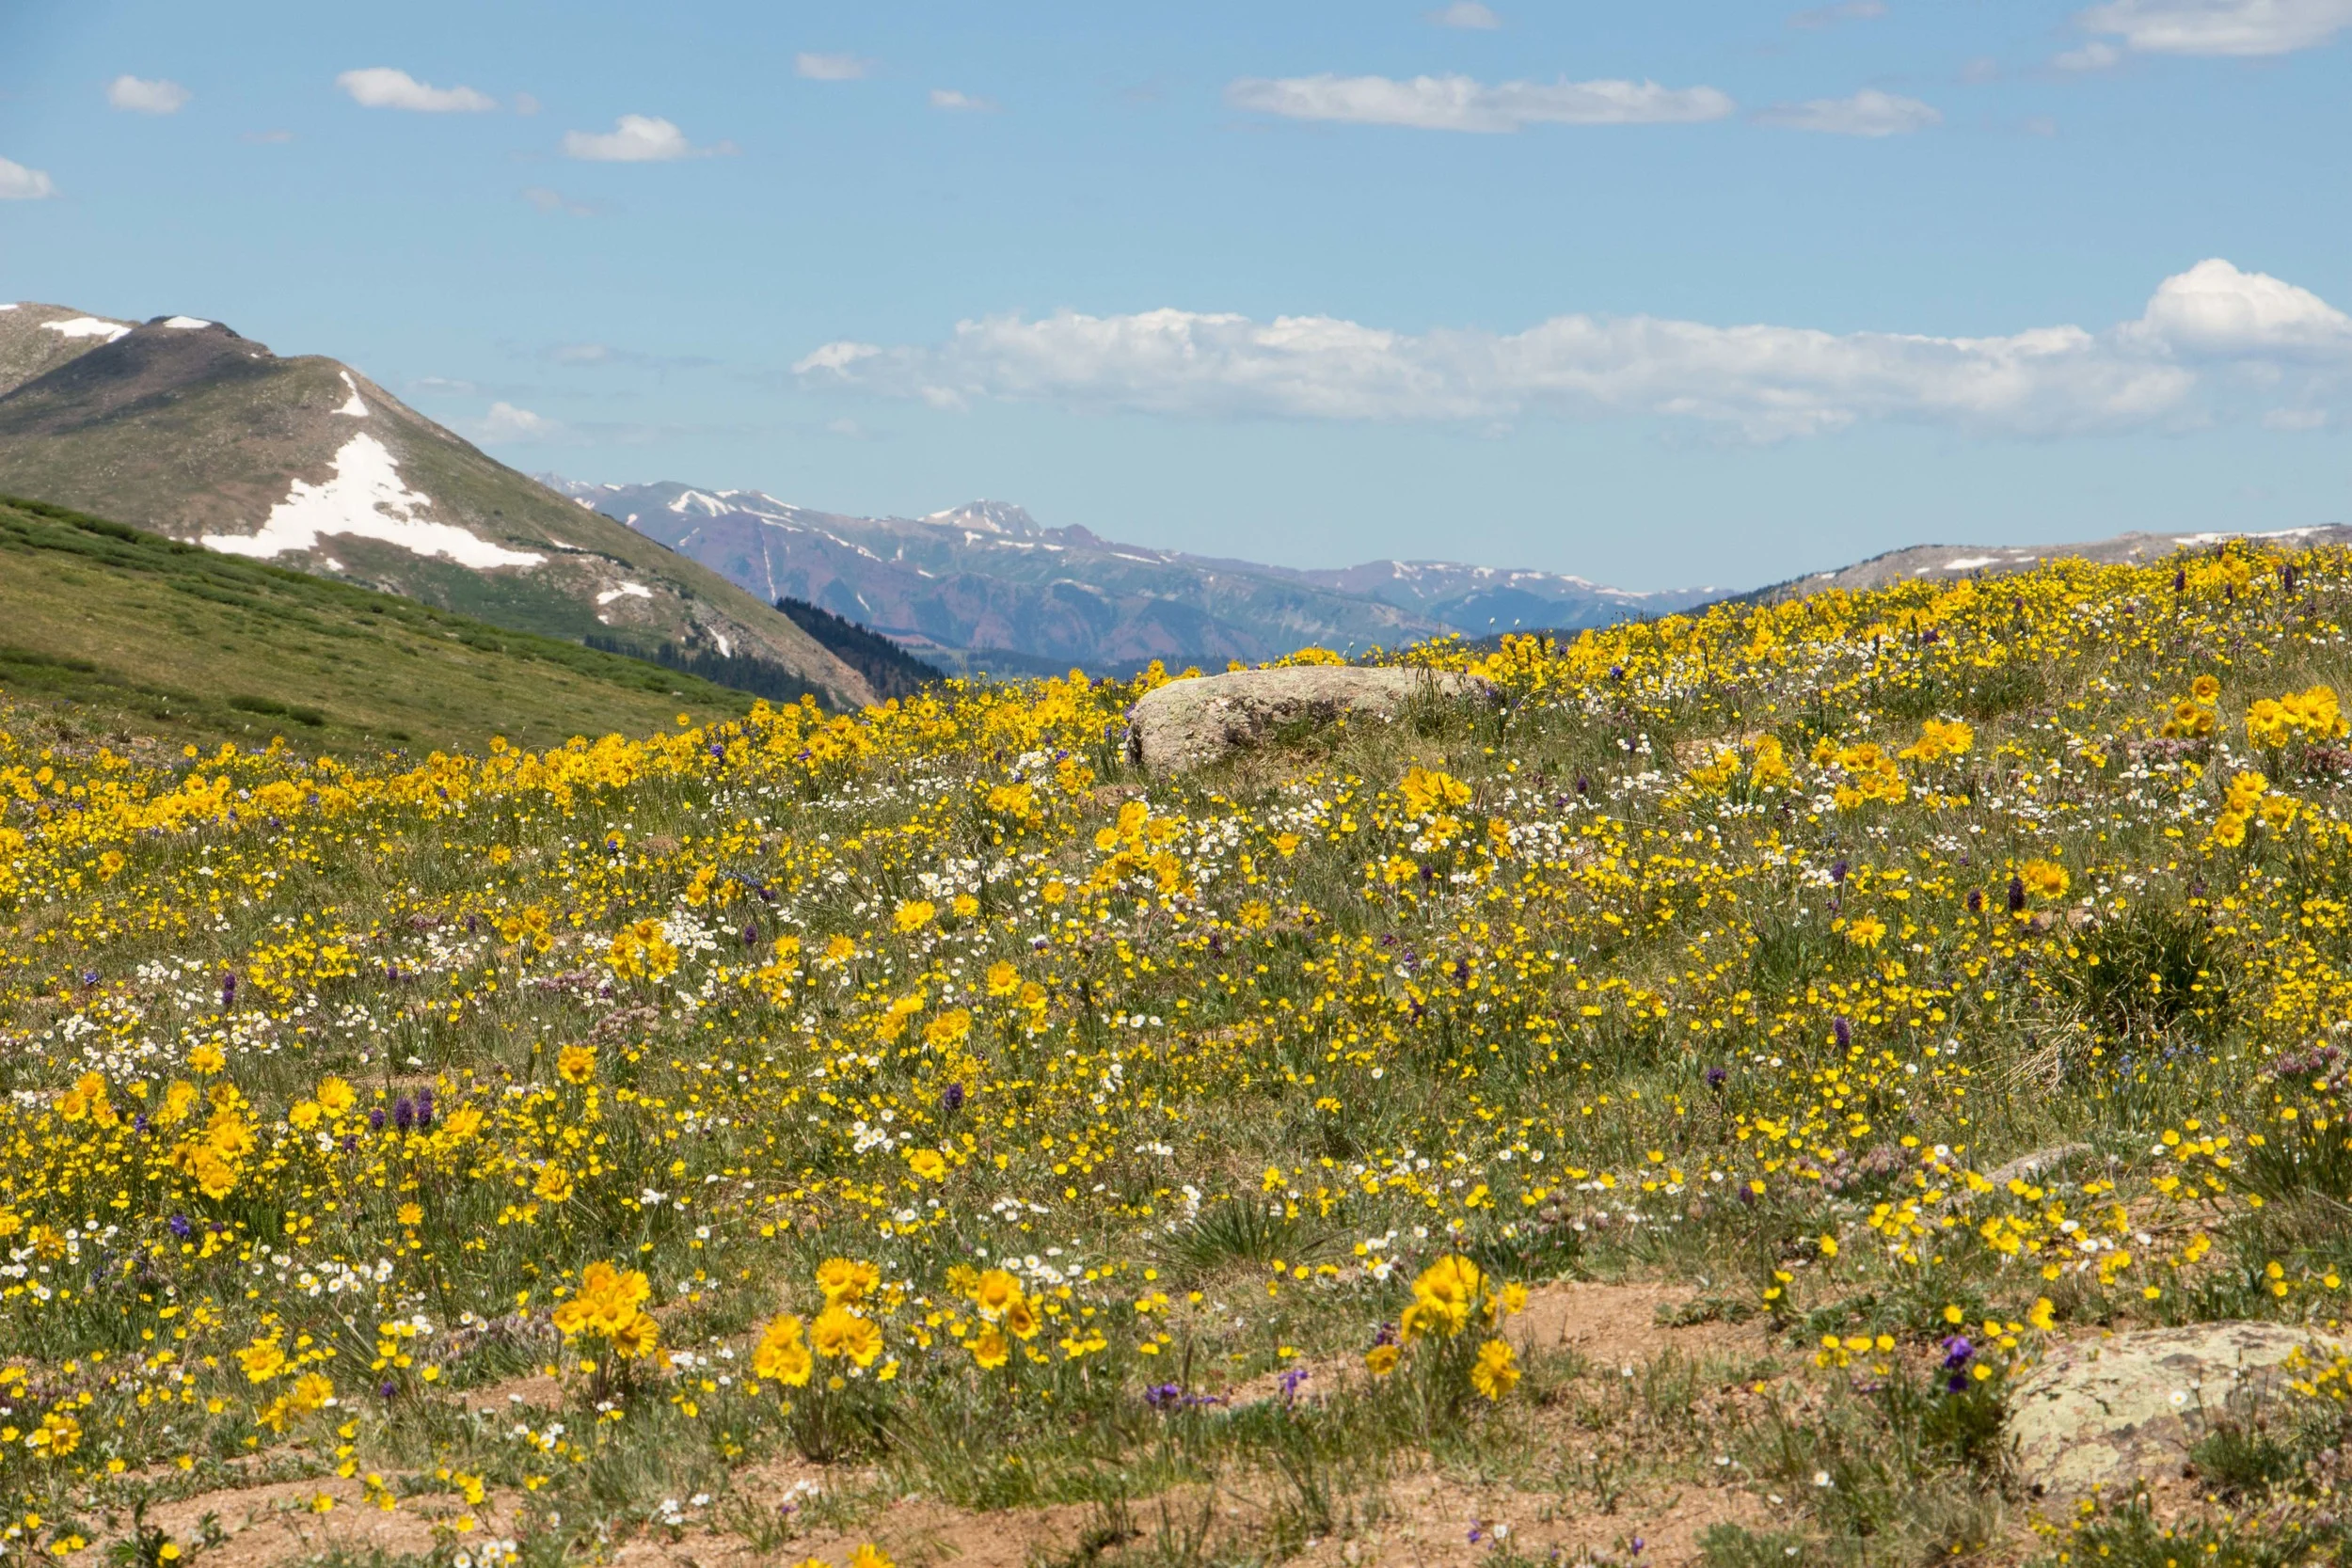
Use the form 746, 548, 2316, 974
15, 541, 2352, 1566
0, 305, 876, 707
0, 494, 766, 753
1737, 525, 2352, 605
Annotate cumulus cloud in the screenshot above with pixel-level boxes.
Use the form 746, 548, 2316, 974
1754, 88, 1941, 135
337, 67, 496, 112
2074, 0, 2352, 56
472, 403, 566, 442
929, 88, 998, 111
797, 52, 871, 80
1427, 3, 1502, 27
0, 157, 56, 199
792, 259, 2352, 442
563, 115, 732, 161
1788, 0, 1886, 27
2132, 258, 2352, 355
1226, 72, 1735, 131
107, 75, 190, 114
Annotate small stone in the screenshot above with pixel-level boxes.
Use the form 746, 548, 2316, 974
1125, 666, 1496, 774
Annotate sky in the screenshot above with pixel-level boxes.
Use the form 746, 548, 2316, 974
1, 1, 2348, 592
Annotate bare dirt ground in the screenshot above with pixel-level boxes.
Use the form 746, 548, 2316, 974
87, 1279, 1806, 1568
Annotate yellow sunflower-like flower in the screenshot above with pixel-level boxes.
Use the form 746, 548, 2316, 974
1470, 1339, 1519, 1402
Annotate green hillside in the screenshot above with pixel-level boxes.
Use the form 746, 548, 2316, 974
0, 306, 878, 707
0, 494, 761, 753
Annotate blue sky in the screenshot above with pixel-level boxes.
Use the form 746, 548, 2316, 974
2, 1, 2348, 591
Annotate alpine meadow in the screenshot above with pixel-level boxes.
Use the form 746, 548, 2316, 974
13, 540, 2352, 1567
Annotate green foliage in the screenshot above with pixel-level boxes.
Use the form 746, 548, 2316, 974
1155, 1200, 1331, 1280
776, 595, 943, 702
1697, 1525, 1818, 1567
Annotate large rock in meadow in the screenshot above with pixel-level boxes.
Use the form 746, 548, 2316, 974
2008, 1322, 2342, 1497
1125, 666, 1495, 774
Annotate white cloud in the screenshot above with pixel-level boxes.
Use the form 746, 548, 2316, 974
563, 115, 731, 161
792, 259, 2352, 441
1427, 3, 1502, 27
0, 157, 56, 199
929, 88, 998, 112
1755, 88, 1942, 135
336, 67, 497, 113
2132, 257, 2352, 355
522, 185, 596, 216
2074, 0, 2352, 55
474, 403, 565, 442
107, 75, 190, 114
795, 341, 882, 373
797, 52, 872, 80
2053, 40, 2126, 67
242, 129, 294, 145
1226, 72, 1735, 131
514, 92, 541, 116
1788, 0, 1887, 27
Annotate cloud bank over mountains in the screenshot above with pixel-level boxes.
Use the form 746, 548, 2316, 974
796, 260, 2351, 441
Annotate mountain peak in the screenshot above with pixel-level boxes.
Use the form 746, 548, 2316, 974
0, 306, 880, 708
922, 499, 1041, 536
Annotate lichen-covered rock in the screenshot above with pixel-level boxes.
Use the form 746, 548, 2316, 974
1125, 666, 1496, 775
1982, 1142, 2099, 1188
2009, 1322, 2342, 1497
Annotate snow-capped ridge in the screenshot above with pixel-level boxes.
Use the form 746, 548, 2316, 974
923, 499, 1041, 536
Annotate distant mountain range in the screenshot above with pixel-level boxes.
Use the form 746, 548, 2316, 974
0, 302, 875, 707
540, 478, 1721, 676
7, 297, 2336, 708
1742, 526, 2352, 604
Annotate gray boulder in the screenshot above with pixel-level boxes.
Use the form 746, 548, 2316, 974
1983, 1143, 2099, 1189
1125, 666, 1496, 775
2009, 1321, 2342, 1497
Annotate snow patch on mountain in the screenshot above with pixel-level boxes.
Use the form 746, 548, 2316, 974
163, 316, 211, 330
42, 317, 130, 343
334, 371, 369, 418
203, 434, 547, 570
924, 499, 1040, 536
